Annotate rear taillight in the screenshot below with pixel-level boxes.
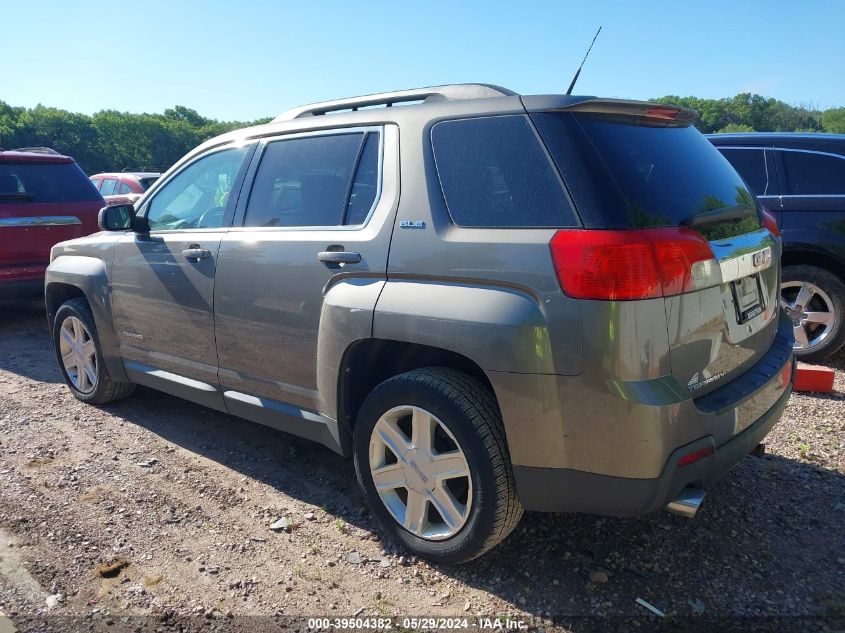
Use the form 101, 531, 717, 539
761, 209, 780, 237
549, 227, 718, 300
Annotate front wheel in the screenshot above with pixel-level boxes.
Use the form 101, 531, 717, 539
53, 298, 135, 404
781, 265, 845, 362
353, 368, 522, 564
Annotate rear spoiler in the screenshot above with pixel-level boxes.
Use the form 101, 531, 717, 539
522, 96, 698, 127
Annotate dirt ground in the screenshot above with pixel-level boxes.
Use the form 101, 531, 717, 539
0, 299, 843, 632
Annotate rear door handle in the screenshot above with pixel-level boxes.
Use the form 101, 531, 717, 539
182, 245, 211, 261
317, 250, 361, 265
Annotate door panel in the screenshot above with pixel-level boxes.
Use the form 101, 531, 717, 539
111, 231, 224, 402
109, 143, 253, 407
214, 126, 398, 415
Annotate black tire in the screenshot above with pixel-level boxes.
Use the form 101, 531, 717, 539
353, 367, 522, 564
781, 265, 845, 362
53, 298, 135, 405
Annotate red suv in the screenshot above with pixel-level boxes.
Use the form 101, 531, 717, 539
0, 149, 103, 299
89, 172, 160, 206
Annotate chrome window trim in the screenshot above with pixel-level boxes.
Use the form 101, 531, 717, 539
0, 216, 81, 227
237, 125, 385, 232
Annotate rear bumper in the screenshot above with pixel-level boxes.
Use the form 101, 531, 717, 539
514, 365, 793, 514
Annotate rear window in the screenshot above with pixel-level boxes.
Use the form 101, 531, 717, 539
0, 162, 102, 204
431, 115, 578, 228
532, 113, 762, 240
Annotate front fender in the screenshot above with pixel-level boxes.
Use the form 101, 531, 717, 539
372, 280, 554, 373
46, 255, 128, 383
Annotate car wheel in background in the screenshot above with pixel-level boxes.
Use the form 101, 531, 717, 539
781, 265, 845, 362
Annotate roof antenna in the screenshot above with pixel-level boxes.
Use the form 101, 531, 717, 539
566, 26, 602, 95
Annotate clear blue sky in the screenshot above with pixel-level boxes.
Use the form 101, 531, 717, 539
3, 0, 844, 121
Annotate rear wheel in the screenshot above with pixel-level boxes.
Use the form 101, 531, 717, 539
353, 368, 522, 564
53, 298, 135, 404
781, 265, 845, 362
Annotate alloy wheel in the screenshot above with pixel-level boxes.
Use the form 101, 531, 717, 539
368, 406, 472, 541
59, 316, 98, 394
780, 281, 836, 352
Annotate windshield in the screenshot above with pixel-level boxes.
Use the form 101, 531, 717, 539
0, 162, 102, 203
531, 112, 763, 240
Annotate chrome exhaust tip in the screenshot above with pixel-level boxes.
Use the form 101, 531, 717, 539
666, 487, 706, 519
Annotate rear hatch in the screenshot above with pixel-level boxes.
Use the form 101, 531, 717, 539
0, 157, 103, 275
531, 100, 780, 398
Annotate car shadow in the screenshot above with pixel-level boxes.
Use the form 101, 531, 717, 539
101, 386, 845, 623
3, 301, 843, 622
0, 299, 62, 384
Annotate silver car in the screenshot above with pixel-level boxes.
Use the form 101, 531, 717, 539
45, 84, 794, 563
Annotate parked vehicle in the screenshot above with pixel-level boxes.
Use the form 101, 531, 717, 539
89, 172, 160, 206
0, 149, 102, 299
709, 133, 845, 361
46, 85, 794, 563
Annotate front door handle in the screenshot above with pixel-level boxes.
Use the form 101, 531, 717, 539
317, 250, 362, 265
182, 245, 211, 261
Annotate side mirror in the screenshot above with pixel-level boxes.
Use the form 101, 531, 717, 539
98, 204, 135, 231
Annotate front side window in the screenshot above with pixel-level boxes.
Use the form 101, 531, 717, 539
244, 131, 379, 228
719, 148, 770, 195
782, 150, 845, 195
146, 146, 249, 231
431, 115, 577, 228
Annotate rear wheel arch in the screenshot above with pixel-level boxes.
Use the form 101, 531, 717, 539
781, 248, 845, 281
337, 339, 498, 435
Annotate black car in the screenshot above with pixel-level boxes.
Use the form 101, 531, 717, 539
708, 133, 845, 361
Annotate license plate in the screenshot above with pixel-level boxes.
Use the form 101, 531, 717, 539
731, 274, 764, 323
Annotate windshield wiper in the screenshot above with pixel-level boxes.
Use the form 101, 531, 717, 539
0, 193, 35, 201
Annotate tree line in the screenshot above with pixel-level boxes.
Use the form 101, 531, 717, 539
0, 102, 270, 175
2, 93, 844, 175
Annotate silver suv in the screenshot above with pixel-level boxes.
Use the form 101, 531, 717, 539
46, 84, 794, 563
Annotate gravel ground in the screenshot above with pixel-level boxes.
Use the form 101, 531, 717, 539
0, 300, 843, 632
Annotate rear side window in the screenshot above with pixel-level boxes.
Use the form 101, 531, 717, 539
781, 150, 845, 195
100, 178, 118, 196
719, 148, 770, 195
0, 162, 102, 203
244, 131, 379, 228
431, 115, 577, 228
533, 113, 762, 240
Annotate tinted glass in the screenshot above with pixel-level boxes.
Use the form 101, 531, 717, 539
533, 112, 762, 240
345, 132, 379, 225
146, 146, 248, 230
100, 178, 118, 196
0, 162, 102, 203
719, 148, 770, 195
782, 150, 845, 195
139, 176, 159, 191
244, 133, 364, 227
431, 115, 577, 227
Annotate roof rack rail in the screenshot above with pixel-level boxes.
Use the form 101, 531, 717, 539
273, 83, 517, 122
11, 146, 61, 155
